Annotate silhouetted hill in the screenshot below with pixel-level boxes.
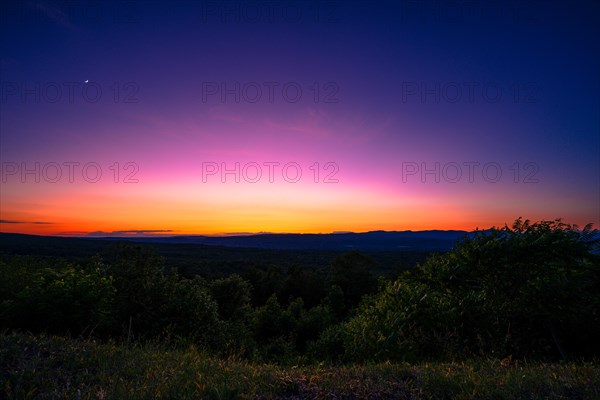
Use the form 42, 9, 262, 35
90, 230, 470, 251
0, 232, 114, 258
0, 232, 440, 277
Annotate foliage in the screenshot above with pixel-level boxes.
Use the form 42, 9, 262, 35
1, 218, 597, 365
330, 251, 377, 311
209, 274, 252, 321
343, 218, 600, 361
278, 265, 328, 308
0, 256, 115, 336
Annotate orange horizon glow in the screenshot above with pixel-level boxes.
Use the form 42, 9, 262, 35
1, 204, 595, 238
2, 161, 597, 237
2, 164, 598, 237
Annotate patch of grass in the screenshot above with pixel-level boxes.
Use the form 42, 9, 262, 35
1, 332, 598, 399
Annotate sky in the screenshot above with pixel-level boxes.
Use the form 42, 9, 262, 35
0, 0, 599, 236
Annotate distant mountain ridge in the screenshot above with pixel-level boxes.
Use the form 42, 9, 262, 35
87, 230, 472, 251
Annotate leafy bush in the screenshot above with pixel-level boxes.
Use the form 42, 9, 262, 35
343, 218, 600, 361
344, 276, 459, 362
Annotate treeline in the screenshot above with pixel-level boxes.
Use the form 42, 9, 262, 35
1, 218, 598, 363
0, 245, 377, 362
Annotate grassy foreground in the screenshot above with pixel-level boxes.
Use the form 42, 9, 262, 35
1, 333, 598, 399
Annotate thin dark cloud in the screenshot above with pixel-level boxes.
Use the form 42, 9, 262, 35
86, 230, 174, 237
54, 231, 89, 236
0, 220, 54, 224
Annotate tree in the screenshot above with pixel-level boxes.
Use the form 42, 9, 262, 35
330, 251, 376, 311
210, 274, 252, 321
278, 265, 327, 308
103, 243, 222, 347
0, 256, 115, 337
344, 218, 600, 361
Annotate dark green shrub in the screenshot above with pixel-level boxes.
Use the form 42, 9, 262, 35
343, 219, 600, 361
